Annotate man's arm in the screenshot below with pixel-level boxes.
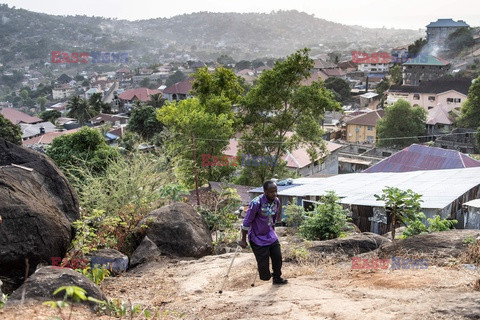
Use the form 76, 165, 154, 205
238, 199, 258, 248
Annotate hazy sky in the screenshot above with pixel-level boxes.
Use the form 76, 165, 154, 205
2, 0, 479, 29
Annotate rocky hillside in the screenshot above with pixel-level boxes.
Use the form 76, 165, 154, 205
0, 4, 423, 63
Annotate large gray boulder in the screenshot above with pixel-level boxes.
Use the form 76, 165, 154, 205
7, 266, 106, 307
130, 236, 162, 267
0, 139, 79, 293
308, 232, 390, 257
134, 202, 213, 258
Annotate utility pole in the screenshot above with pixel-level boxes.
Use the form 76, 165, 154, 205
190, 132, 200, 205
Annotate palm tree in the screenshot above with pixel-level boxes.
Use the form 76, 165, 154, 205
67, 96, 95, 125
148, 93, 165, 108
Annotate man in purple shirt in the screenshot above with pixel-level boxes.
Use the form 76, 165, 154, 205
238, 180, 287, 285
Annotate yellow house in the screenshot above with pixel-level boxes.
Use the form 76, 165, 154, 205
345, 110, 385, 144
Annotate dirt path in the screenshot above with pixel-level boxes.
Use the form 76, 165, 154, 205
3, 250, 480, 319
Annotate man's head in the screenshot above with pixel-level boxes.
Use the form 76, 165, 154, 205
263, 180, 278, 202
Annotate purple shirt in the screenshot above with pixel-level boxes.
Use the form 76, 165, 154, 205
242, 194, 280, 246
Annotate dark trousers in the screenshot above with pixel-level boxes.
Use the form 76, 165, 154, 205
250, 239, 282, 281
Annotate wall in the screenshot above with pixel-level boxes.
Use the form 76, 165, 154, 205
346, 124, 377, 143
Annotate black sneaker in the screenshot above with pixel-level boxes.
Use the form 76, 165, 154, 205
272, 277, 288, 285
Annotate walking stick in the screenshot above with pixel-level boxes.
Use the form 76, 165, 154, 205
218, 245, 241, 294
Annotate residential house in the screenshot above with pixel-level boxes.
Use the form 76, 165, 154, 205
118, 88, 162, 103
337, 60, 357, 73
0, 108, 42, 124
434, 128, 477, 154
52, 84, 75, 100
89, 113, 129, 126
22, 128, 80, 146
402, 55, 450, 86
223, 138, 343, 176
48, 102, 68, 115
363, 144, 480, 173
345, 110, 385, 144
461, 199, 480, 229
387, 78, 471, 111
426, 19, 469, 45
312, 59, 336, 72
19, 121, 57, 140
426, 105, 454, 136
56, 73, 73, 84
162, 78, 193, 102
359, 92, 380, 109
85, 88, 102, 100
356, 53, 393, 73
247, 167, 480, 233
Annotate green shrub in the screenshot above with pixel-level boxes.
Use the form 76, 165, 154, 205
427, 215, 457, 232
69, 153, 171, 255
284, 204, 306, 228
299, 191, 350, 240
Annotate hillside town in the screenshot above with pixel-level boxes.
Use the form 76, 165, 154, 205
1, 4, 480, 319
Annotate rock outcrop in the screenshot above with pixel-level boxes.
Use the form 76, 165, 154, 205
0, 139, 79, 293
7, 267, 106, 307
308, 232, 390, 256
134, 202, 213, 258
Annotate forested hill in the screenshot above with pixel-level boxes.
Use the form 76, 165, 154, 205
0, 4, 423, 63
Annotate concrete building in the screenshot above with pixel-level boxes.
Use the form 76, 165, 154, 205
426, 19, 469, 45
402, 55, 450, 86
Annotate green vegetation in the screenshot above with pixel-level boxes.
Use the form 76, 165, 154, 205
375, 187, 457, 240
0, 113, 22, 145
46, 127, 120, 177
127, 105, 164, 141
299, 191, 350, 240
458, 77, 480, 128
408, 38, 427, 56
325, 77, 351, 103
76, 265, 110, 285
376, 99, 427, 148
43, 286, 105, 320
69, 152, 168, 255
0, 293, 7, 309
284, 203, 306, 228
238, 48, 341, 186
446, 27, 474, 52
40, 109, 61, 123
66, 96, 98, 125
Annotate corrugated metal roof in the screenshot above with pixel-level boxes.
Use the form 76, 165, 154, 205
364, 144, 480, 173
248, 167, 480, 209
463, 199, 480, 208
403, 55, 450, 66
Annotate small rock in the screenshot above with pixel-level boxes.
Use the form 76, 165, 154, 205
130, 236, 162, 268
87, 248, 129, 275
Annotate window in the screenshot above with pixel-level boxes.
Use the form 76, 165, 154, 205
367, 126, 373, 131
428, 106, 434, 110
428, 96, 435, 101
447, 98, 461, 103
367, 136, 374, 143
413, 94, 420, 100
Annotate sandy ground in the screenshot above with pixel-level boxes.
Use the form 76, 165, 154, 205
2, 245, 480, 320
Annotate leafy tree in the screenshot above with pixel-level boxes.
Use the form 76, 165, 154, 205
325, 77, 351, 103
299, 191, 350, 240
235, 60, 252, 70
67, 96, 98, 124
217, 54, 235, 66
375, 79, 390, 96
157, 98, 236, 188
139, 77, 150, 88
192, 66, 244, 106
389, 65, 403, 86
446, 27, 474, 52
238, 48, 341, 185
46, 127, 119, 176
127, 105, 163, 140
252, 59, 265, 69
40, 109, 61, 124
88, 93, 111, 114
408, 38, 427, 56
165, 70, 186, 87
376, 99, 427, 148
374, 187, 423, 241
36, 96, 48, 111
458, 77, 480, 128
0, 113, 22, 145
